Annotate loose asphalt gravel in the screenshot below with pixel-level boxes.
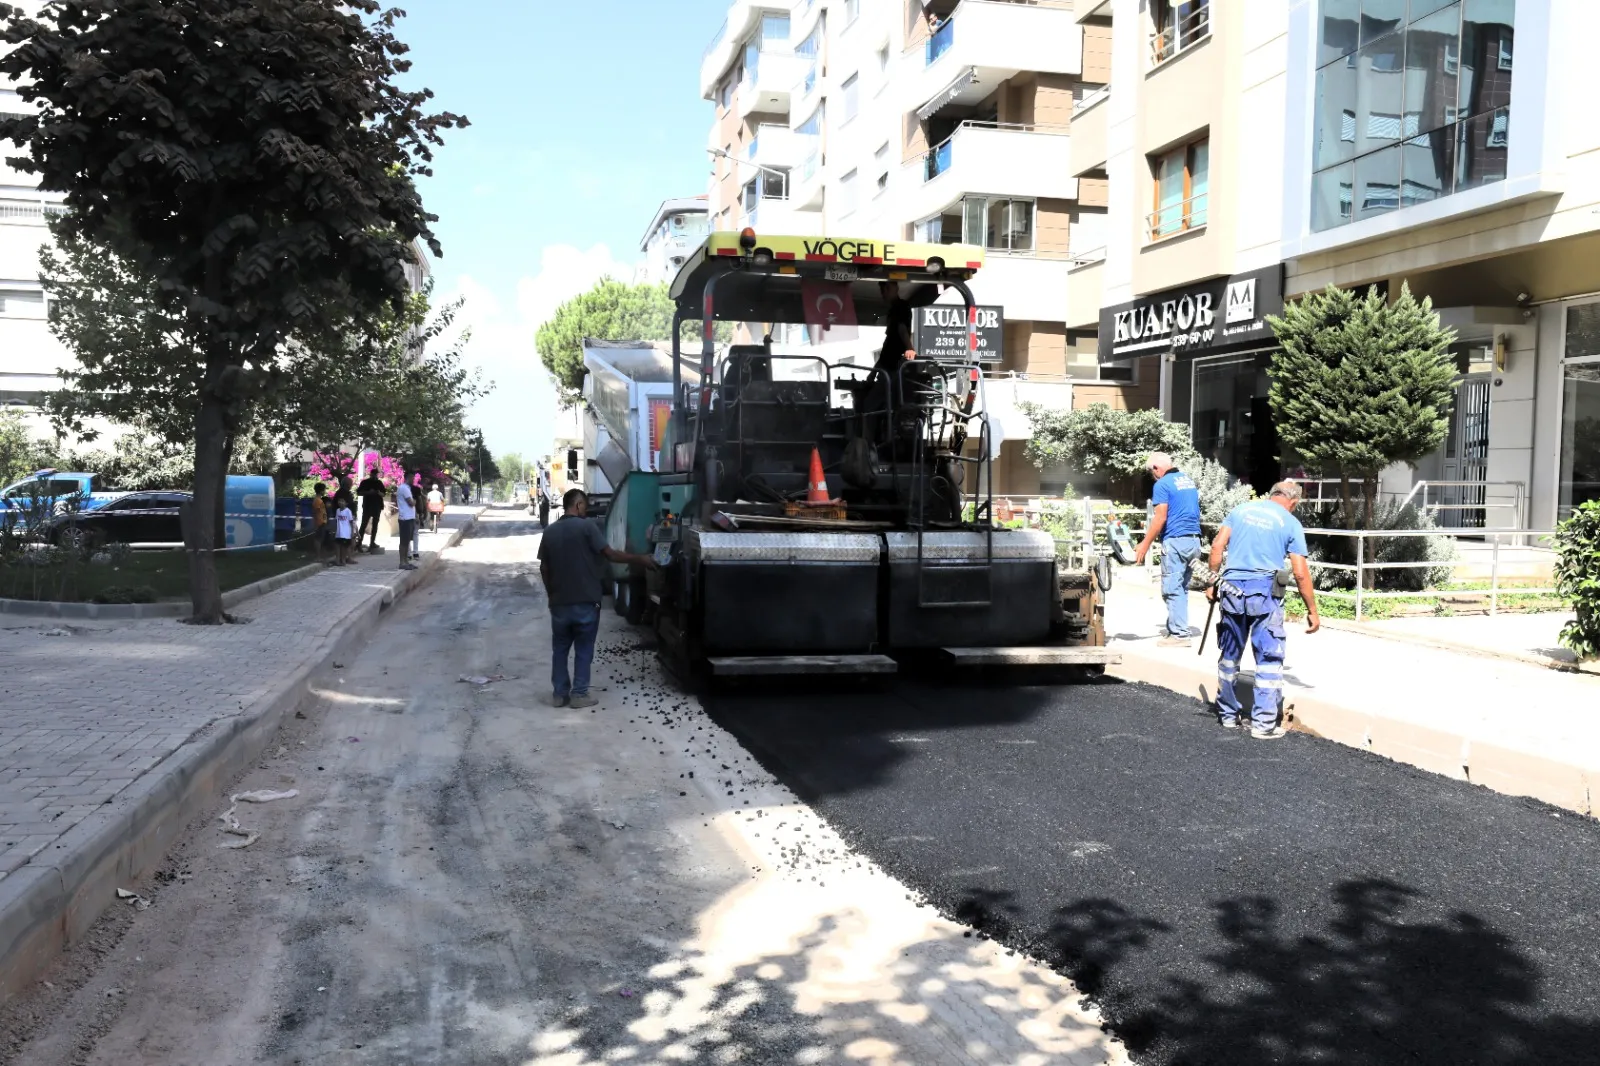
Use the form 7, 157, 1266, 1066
704, 674, 1600, 1066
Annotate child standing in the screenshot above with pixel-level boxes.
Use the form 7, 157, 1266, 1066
334, 496, 355, 566
311, 482, 331, 565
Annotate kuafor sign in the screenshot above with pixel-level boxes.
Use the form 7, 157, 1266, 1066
1098, 265, 1284, 362
915, 304, 1004, 362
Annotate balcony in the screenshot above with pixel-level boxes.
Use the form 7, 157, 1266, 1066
736, 47, 807, 120
970, 253, 1073, 322
903, 0, 1080, 118
790, 147, 824, 210
1068, 88, 1109, 177
1066, 252, 1105, 330
980, 373, 1075, 442
900, 122, 1075, 228
700, 2, 791, 99
1075, 0, 1112, 21
747, 122, 804, 168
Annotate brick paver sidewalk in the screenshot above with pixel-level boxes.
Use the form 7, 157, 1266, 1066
0, 507, 473, 882
1106, 573, 1600, 808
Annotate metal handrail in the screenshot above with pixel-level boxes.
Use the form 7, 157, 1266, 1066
1073, 85, 1111, 114
1299, 478, 1529, 531
1150, 3, 1211, 68
1147, 192, 1208, 240
1300, 526, 1562, 621
1069, 246, 1107, 267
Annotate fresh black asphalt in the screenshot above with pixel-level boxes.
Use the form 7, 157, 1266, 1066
703, 675, 1600, 1066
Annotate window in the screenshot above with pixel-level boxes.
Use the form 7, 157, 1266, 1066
840, 73, 859, 123
742, 178, 759, 213
943, 197, 1035, 252
877, 45, 890, 75
1148, 138, 1208, 240
1561, 304, 1600, 518
874, 143, 889, 196
0, 288, 46, 318
838, 169, 858, 216
718, 78, 732, 110
1311, 1, 1515, 232
1151, 0, 1210, 66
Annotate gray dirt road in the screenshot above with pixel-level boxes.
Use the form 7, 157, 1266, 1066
0, 512, 1119, 1066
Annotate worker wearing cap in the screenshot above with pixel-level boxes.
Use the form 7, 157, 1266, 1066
1206, 480, 1321, 738
1133, 451, 1203, 647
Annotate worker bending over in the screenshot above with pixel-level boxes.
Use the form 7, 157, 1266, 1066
1206, 480, 1321, 739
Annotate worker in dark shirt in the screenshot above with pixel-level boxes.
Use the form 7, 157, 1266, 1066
536, 489, 656, 708
874, 281, 917, 377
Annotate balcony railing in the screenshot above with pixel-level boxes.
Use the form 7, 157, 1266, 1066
0, 198, 67, 226
1150, 2, 1211, 68
925, 18, 955, 66
914, 121, 1068, 184
1146, 192, 1209, 241
924, 137, 954, 181
1068, 246, 1107, 267
1073, 85, 1110, 115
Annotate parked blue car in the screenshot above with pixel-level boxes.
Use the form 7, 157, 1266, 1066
0, 470, 124, 530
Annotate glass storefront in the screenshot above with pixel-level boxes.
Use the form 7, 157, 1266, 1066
1560, 359, 1600, 519
1172, 349, 1282, 495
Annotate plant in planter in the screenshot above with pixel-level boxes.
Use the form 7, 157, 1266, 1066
1554, 500, 1600, 661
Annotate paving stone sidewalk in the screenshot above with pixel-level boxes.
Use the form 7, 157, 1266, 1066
0, 507, 474, 882
1106, 571, 1600, 809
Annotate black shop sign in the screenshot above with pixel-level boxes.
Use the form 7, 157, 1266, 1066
1098, 265, 1284, 362
915, 304, 1004, 363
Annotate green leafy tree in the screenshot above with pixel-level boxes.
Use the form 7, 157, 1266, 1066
0, 0, 465, 622
535, 279, 731, 399
1267, 283, 1457, 532
0, 409, 43, 485
462, 429, 500, 494
1021, 402, 1195, 481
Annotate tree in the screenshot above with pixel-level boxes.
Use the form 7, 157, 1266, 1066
462, 430, 500, 493
1021, 402, 1196, 481
535, 279, 732, 399
1267, 283, 1457, 534
0, 409, 42, 486
0, 0, 465, 622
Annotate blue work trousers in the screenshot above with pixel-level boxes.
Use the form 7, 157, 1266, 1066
550, 602, 601, 699
1215, 578, 1287, 729
1160, 535, 1204, 638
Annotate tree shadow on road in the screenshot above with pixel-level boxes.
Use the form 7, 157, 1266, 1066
956, 878, 1600, 1066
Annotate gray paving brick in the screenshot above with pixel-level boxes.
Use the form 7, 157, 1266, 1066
0, 538, 427, 882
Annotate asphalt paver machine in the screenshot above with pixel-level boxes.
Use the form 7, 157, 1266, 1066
648, 229, 1116, 681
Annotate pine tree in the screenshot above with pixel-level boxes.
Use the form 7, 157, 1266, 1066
1267, 283, 1457, 533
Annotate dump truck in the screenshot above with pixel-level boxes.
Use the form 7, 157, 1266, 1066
643, 228, 1117, 681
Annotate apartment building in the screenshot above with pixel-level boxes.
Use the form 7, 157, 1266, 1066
0, 69, 69, 434
1074, 0, 1588, 529
638, 196, 710, 285
698, 0, 1150, 495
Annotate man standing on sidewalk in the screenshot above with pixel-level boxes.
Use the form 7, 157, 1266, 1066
1206, 480, 1321, 739
537, 488, 656, 708
395, 467, 418, 571
357, 467, 386, 553
1134, 452, 1203, 646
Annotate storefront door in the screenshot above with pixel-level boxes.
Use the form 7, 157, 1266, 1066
1189, 350, 1279, 494
1441, 376, 1491, 528
1560, 357, 1600, 519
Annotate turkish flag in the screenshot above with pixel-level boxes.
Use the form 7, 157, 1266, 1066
800, 280, 858, 343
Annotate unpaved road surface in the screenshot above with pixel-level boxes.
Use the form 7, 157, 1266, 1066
0, 512, 1119, 1066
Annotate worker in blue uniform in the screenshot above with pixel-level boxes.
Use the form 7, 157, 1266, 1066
1205, 480, 1321, 739
1134, 451, 1204, 647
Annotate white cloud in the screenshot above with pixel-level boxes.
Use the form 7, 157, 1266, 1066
440, 243, 635, 465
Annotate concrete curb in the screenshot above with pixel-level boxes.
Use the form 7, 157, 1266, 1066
0, 557, 324, 621
1116, 573, 1589, 674
1107, 643, 1600, 819
0, 508, 484, 1001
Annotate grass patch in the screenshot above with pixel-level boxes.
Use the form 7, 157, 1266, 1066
0, 546, 316, 603
1284, 583, 1571, 623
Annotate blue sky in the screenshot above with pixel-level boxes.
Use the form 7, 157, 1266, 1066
395, 0, 732, 464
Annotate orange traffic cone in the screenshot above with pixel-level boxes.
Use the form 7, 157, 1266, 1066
806, 447, 831, 505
